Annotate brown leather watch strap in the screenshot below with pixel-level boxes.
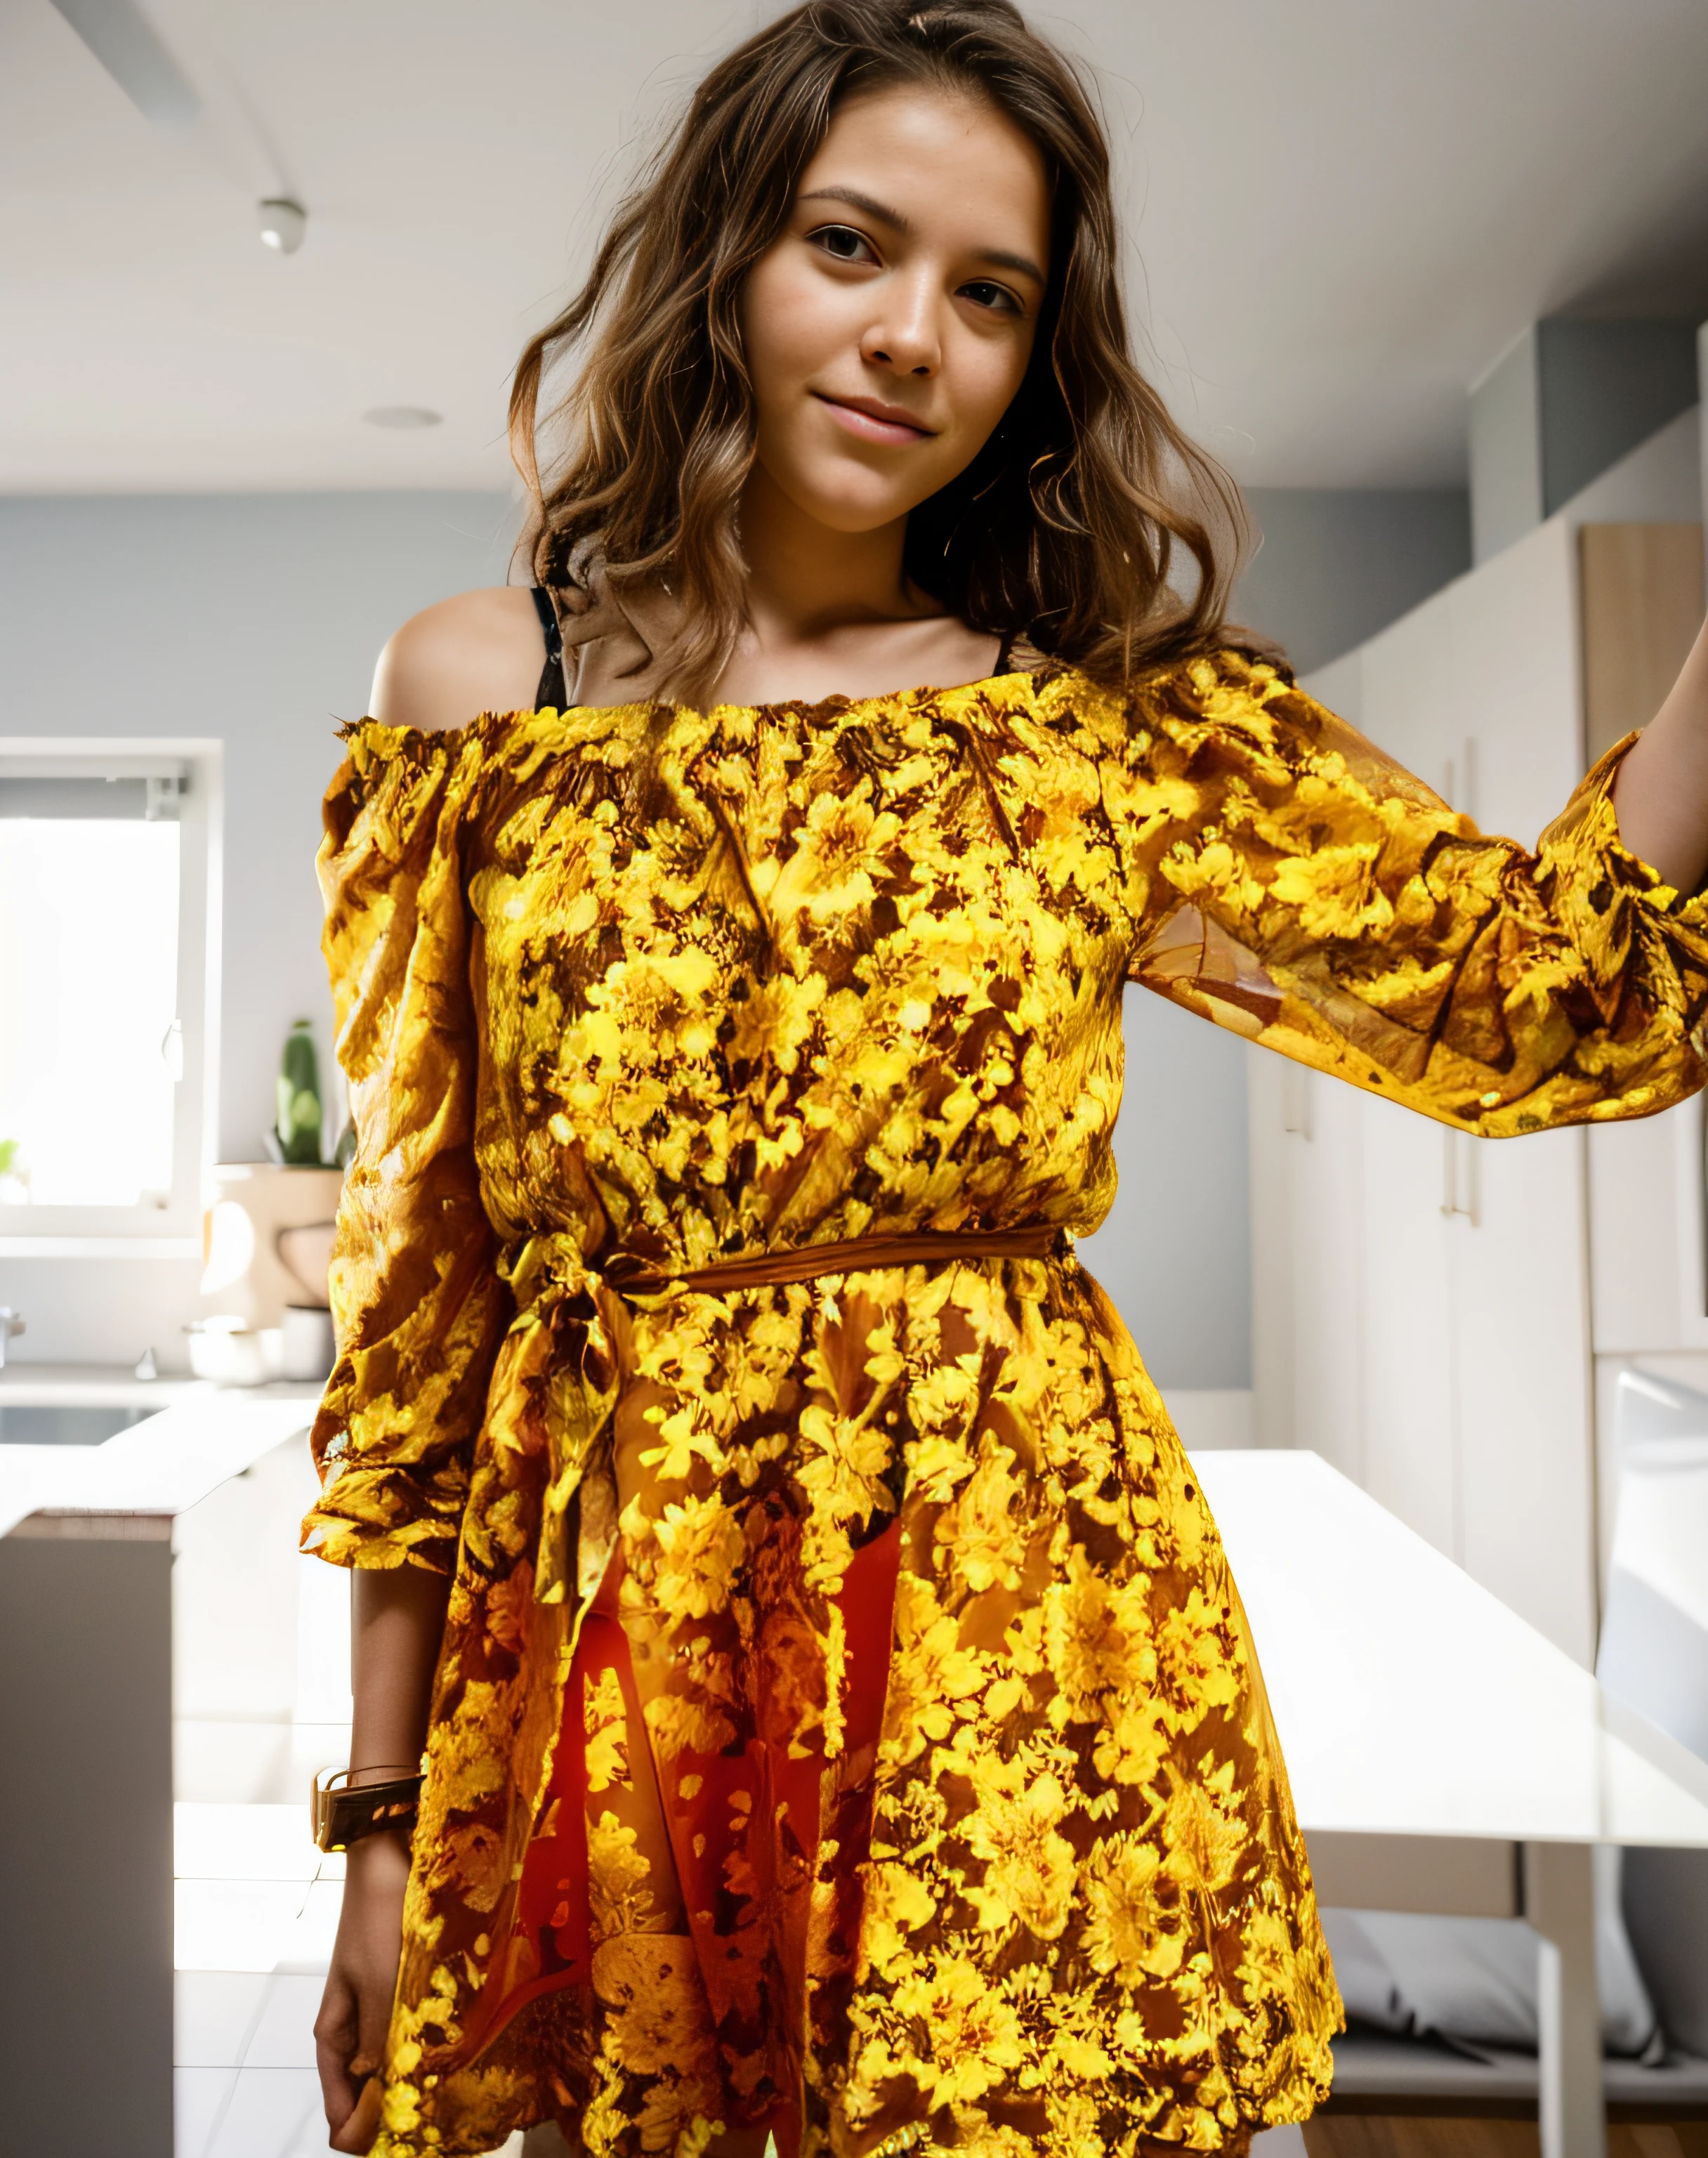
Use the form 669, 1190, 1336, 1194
312, 1766, 423, 1853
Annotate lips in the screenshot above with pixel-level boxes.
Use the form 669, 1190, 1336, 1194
813, 391, 935, 445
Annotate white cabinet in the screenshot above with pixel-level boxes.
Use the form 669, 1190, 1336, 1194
1252, 1056, 1596, 1663
1249, 419, 1704, 1667
1358, 1090, 1466, 1571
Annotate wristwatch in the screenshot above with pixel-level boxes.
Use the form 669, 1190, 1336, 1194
311, 1765, 423, 1853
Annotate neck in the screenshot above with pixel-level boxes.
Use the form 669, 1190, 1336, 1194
735, 464, 931, 652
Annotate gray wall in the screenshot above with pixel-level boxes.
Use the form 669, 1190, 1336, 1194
1470, 319, 1701, 563
1235, 488, 1472, 676
1537, 320, 1700, 514
0, 490, 515, 1362
1079, 987, 1252, 1391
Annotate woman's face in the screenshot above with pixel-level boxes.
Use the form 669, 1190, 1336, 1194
740, 82, 1051, 538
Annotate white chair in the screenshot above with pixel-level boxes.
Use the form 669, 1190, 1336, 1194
1601, 1368, 1708, 2063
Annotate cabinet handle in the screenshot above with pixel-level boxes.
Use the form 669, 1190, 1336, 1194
1440, 1128, 1478, 1224
1283, 1063, 1312, 1139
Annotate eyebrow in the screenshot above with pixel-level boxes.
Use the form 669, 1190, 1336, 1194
798, 184, 1046, 287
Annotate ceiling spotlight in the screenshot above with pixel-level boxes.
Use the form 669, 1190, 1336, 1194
258, 199, 306, 254
364, 406, 443, 430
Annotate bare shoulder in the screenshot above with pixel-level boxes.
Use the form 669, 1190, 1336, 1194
369, 587, 546, 733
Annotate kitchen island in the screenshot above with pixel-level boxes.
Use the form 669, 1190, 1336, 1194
0, 1376, 322, 2158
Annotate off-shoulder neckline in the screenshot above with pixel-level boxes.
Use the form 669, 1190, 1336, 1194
342, 649, 1276, 756
354, 660, 1064, 750
546, 658, 1055, 721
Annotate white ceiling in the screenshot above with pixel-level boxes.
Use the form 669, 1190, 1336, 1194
6, 0, 1708, 496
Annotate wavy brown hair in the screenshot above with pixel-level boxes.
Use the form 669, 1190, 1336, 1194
510, 0, 1249, 698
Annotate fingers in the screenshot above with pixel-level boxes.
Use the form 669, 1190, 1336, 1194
329, 2074, 386, 2155
317, 1841, 407, 2151
318, 1954, 395, 2152
315, 1972, 362, 2134
355, 1975, 395, 2105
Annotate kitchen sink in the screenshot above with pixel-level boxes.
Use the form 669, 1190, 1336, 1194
0, 1364, 204, 1447
0, 1401, 162, 1446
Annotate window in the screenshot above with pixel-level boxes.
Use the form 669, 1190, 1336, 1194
0, 741, 220, 1253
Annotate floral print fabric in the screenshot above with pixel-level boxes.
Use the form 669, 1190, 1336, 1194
306, 652, 1708, 2157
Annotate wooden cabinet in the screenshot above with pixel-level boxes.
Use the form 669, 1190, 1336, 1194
1581, 523, 1706, 762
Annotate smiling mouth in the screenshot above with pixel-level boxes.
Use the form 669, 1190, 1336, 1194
813, 392, 935, 444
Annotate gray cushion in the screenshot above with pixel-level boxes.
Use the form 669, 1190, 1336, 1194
1327, 2029, 1708, 2106
1322, 1849, 1658, 2058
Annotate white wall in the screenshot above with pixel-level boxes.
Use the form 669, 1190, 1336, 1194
0, 490, 516, 1364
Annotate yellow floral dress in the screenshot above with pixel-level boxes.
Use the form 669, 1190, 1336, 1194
304, 648, 1708, 2158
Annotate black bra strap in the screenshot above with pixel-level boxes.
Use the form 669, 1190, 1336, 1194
532, 586, 566, 710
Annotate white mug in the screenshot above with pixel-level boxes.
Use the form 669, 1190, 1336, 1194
280, 1303, 336, 1382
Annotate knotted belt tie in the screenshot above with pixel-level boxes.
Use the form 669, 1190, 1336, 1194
497, 1218, 1073, 1608
598, 1221, 1068, 1297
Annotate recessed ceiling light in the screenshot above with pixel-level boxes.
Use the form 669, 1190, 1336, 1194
364, 406, 442, 430
258, 199, 307, 254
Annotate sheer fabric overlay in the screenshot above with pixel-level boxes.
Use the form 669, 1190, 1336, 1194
306, 652, 1708, 2157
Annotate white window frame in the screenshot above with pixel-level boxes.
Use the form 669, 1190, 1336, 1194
0, 737, 221, 1257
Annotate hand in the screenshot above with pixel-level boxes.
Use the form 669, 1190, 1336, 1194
315, 1830, 411, 2154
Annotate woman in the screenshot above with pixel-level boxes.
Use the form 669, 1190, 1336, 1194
306, 4, 1708, 2154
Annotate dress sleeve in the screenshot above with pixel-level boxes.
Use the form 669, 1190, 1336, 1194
1097, 650, 1708, 1135
301, 720, 508, 1571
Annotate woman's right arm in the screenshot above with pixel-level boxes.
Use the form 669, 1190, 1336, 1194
304, 669, 520, 2147
315, 1567, 452, 2153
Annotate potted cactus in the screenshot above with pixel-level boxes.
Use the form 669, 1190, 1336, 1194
275, 1019, 324, 1167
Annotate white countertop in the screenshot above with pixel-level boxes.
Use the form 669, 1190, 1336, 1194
1197, 1449, 1708, 1850
0, 1379, 324, 1538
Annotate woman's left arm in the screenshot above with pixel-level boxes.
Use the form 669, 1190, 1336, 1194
1101, 644, 1708, 1137
1611, 615, 1708, 894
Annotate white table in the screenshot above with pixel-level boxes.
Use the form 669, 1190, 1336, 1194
1196, 1449, 1708, 2158
0, 1382, 321, 2158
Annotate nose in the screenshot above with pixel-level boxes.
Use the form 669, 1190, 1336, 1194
860, 270, 940, 378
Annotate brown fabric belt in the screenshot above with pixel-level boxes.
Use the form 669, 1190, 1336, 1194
601, 1223, 1066, 1297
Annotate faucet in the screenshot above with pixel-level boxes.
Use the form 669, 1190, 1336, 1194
0, 1309, 22, 1370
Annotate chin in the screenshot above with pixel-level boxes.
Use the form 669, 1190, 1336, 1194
794, 476, 929, 535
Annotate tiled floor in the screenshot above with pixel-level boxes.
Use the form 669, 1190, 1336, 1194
174, 1854, 340, 2154
177, 1966, 530, 2158
172, 1437, 359, 2158
175, 1804, 344, 1974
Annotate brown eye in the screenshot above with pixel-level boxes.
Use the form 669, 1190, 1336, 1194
961, 280, 1021, 315
810, 223, 877, 265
